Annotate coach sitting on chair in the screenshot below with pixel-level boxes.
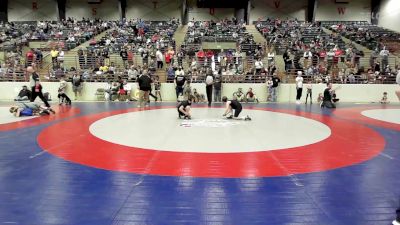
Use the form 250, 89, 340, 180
14, 85, 31, 101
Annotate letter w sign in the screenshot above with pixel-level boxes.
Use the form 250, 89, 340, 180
337, 7, 346, 15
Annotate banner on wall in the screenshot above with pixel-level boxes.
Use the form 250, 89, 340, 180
32, 0, 38, 10
209, 7, 215, 15
152, 0, 158, 9
274, 0, 281, 8
337, 7, 346, 15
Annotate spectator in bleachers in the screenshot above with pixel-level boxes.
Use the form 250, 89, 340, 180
77, 48, 85, 69
380, 46, 390, 70
57, 48, 65, 69
25, 49, 35, 67
50, 48, 59, 68
267, 50, 275, 66
283, 49, 292, 72
255, 58, 264, 75
166, 64, 175, 82
156, 49, 164, 69
34, 49, 43, 67
120, 47, 128, 67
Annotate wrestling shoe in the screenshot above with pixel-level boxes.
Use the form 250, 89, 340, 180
48, 108, 56, 114
40, 110, 50, 116
393, 220, 400, 225
184, 116, 191, 120
226, 115, 233, 119
245, 115, 251, 121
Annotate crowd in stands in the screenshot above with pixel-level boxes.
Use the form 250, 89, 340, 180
1, 17, 399, 86
326, 21, 400, 53
256, 18, 398, 84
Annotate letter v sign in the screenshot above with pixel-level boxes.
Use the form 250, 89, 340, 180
337, 7, 346, 15
274, 0, 281, 8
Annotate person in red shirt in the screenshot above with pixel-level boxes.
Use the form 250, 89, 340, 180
197, 49, 205, 66
26, 49, 35, 66
334, 48, 343, 65
165, 52, 171, 65
319, 49, 327, 61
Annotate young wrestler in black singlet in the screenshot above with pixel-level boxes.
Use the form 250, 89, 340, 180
177, 98, 192, 119
222, 96, 251, 120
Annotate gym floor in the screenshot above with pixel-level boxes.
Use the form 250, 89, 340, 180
0, 101, 399, 225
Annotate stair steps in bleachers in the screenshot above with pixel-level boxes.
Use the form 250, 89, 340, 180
245, 25, 267, 45
173, 25, 188, 51
322, 27, 398, 69
70, 29, 112, 52
321, 27, 372, 54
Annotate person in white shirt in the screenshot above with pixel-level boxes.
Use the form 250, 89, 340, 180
255, 58, 263, 75
380, 47, 389, 70
105, 39, 111, 46
156, 49, 164, 69
175, 67, 185, 76
57, 49, 64, 69
267, 51, 275, 66
67, 36, 75, 42
295, 71, 304, 104
303, 50, 312, 68
122, 80, 132, 102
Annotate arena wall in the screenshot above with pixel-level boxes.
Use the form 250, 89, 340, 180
378, 0, 400, 33
315, 0, 371, 22
188, 8, 235, 21
125, 0, 181, 21
1, 82, 398, 103
8, 0, 58, 21
249, 0, 307, 22
66, 0, 120, 21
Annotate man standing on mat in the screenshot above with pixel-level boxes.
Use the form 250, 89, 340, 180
28, 66, 50, 108
320, 83, 336, 108
295, 71, 303, 104
177, 97, 192, 119
137, 72, 152, 107
175, 68, 186, 101
205, 72, 213, 107
222, 96, 251, 121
